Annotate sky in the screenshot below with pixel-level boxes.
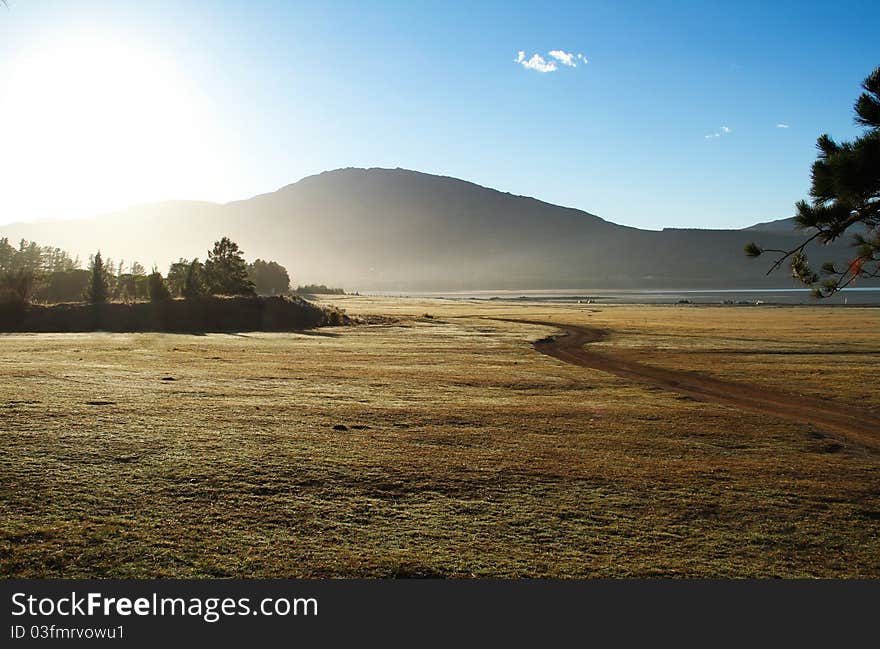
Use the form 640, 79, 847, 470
0, 0, 878, 230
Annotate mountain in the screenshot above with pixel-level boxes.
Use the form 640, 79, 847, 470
742, 217, 798, 232
1, 167, 871, 290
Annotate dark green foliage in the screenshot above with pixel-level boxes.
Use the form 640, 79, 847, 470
855, 66, 880, 129
0, 238, 83, 303
0, 239, 79, 275
0, 269, 35, 329
0, 238, 14, 272
295, 284, 345, 295
147, 271, 171, 302
183, 259, 206, 299
0, 289, 27, 329
32, 269, 90, 304
166, 259, 190, 297
247, 259, 291, 296
112, 262, 147, 302
204, 237, 255, 296
0, 235, 338, 339
0, 295, 331, 333
748, 65, 880, 296
114, 274, 149, 302
324, 307, 346, 326
5, 240, 43, 274
0, 268, 36, 303
84, 252, 108, 304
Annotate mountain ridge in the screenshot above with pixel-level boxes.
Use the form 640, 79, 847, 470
0, 167, 865, 290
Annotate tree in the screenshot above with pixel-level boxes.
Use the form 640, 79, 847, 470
16, 239, 43, 274
0, 268, 36, 303
183, 259, 206, 299
295, 284, 345, 295
247, 259, 291, 296
0, 238, 15, 272
203, 237, 255, 296
147, 270, 171, 302
0, 238, 79, 276
114, 260, 148, 302
0, 239, 84, 303
43, 247, 78, 273
38, 270, 90, 304
85, 251, 108, 304
166, 258, 190, 297
747, 65, 880, 297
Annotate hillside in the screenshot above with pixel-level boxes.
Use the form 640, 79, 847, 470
1, 168, 870, 290
742, 217, 798, 232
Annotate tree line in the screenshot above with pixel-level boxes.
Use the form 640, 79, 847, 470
1, 236, 295, 305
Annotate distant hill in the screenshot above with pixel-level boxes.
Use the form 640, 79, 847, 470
1, 168, 873, 290
742, 217, 798, 232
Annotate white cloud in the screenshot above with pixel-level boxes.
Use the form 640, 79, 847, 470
514, 51, 558, 73
705, 125, 732, 139
548, 50, 577, 67
776, 123, 789, 128
515, 49, 587, 73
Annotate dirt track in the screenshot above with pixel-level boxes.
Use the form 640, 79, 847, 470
506, 319, 880, 452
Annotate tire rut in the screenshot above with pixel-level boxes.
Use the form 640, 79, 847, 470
495, 318, 880, 452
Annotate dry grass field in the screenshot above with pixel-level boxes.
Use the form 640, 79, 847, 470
1, 297, 879, 577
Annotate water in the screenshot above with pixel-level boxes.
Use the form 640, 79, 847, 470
365, 287, 880, 305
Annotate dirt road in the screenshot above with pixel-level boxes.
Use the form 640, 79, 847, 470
506, 319, 880, 452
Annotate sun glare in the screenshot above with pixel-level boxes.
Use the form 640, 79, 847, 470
0, 31, 227, 223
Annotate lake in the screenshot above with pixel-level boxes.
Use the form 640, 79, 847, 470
366, 287, 880, 305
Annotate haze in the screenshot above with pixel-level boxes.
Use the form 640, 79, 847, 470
1, 1, 877, 229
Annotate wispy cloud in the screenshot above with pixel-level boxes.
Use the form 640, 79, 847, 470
775, 123, 789, 129
515, 50, 587, 73
548, 50, 576, 67
705, 125, 732, 139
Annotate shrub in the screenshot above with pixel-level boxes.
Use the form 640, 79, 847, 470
0, 295, 334, 333
325, 307, 346, 326
0, 288, 28, 329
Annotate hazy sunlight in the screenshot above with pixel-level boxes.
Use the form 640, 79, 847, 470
0, 30, 227, 223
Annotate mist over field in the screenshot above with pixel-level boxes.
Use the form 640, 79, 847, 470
3, 167, 870, 291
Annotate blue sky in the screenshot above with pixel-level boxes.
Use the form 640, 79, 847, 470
1, 0, 878, 229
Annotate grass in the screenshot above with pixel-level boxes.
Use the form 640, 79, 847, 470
1, 298, 879, 577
